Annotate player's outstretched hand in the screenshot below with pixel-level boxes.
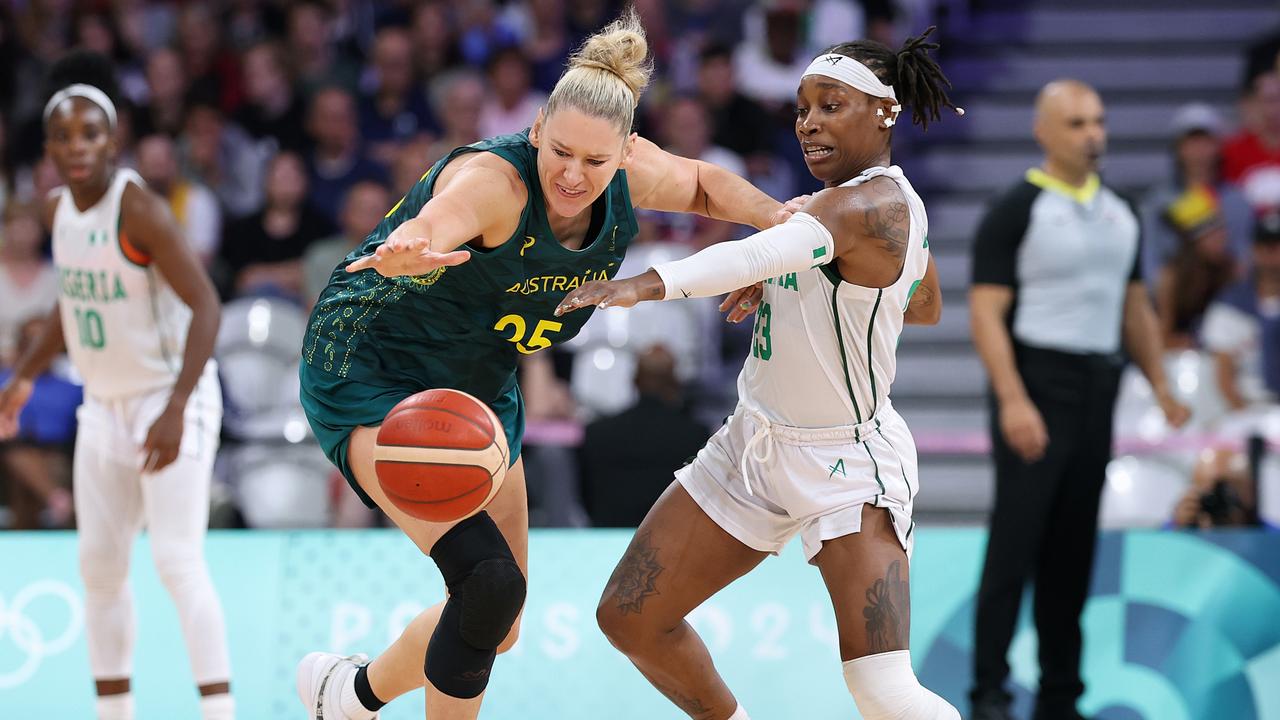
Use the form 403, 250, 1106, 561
346, 223, 470, 278
720, 282, 763, 323
0, 376, 33, 440
555, 279, 641, 316
141, 403, 184, 474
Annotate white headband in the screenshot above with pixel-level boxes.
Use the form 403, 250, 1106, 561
803, 54, 897, 101
43, 84, 118, 129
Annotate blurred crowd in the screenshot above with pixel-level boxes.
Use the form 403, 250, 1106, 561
1, 0, 1279, 532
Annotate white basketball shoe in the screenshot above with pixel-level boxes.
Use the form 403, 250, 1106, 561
296, 652, 378, 720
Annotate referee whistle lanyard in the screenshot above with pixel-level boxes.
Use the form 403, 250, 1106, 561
740, 408, 777, 497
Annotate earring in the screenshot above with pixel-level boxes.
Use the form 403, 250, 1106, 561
876, 108, 885, 117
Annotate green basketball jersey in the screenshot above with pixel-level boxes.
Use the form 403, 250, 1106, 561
302, 132, 638, 405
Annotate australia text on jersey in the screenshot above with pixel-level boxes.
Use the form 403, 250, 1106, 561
504, 265, 616, 295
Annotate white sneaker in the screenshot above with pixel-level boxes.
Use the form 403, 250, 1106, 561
296, 652, 377, 719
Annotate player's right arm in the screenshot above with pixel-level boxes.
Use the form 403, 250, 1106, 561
347, 155, 528, 278
0, 305, 66, 439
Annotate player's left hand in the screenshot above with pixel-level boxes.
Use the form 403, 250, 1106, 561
141, 403, 185, 474
720, 282, 763, 323
768, 194, 811, 227
1156, 391, 1191, 429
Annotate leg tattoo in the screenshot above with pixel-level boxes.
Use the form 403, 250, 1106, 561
652, 677, 714, 719
610, 531, 665, 615
863, 560, 909, 653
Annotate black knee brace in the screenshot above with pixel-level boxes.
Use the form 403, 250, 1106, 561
425, 511, 527, 699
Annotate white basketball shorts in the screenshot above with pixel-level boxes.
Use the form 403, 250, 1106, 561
75, 361, 222, 473
677, 402, 917, 562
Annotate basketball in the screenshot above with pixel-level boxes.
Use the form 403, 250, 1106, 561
373, 389, 510, 523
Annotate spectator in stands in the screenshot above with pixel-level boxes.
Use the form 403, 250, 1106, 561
302, 181, 390, 306
1153, 187, 1238, 349
697, 43, 776, 162
179, 98, 268, 218
389, 138, 435, 197
425, 71, 486, 166
479, 46, 547, 138
1201, 213, 1280, 412
176, 4, 242, 113
304, 85, 388, 227
0, 202, 57, 370
136, 134, 223, 267
219, 151, 332, 302
409, 1, 463, 82
656, 95, 744, 249
579, 345, 709, 527
0, 110, 15, 215
137, 46, 189, 138
1224, 72, 1280, 215
968, 80, 1189, 720
734, 0, 812, 110
235, 40, 308, 153
288, 0, 360, 94
521, 0, 574, 93
359, 26, 434, 168
1172, 448, 1261, 529
1142, 103, 1253, 286
456, 0, 520, 67
0, 318, 78, 529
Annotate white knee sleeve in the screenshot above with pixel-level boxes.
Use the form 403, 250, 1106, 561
842, 650, 959, 720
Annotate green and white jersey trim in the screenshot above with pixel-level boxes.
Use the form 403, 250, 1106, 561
736, 165, 930, 427
51, 169, 190, 399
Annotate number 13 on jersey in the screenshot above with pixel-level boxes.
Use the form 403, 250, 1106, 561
752, 302, 772, 361
494, 314, 562, 354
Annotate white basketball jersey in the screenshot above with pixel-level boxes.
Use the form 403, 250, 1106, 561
52, 169, 191, 399
737, 165, 929, 427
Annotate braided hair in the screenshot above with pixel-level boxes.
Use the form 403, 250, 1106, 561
825, 26, 959, 131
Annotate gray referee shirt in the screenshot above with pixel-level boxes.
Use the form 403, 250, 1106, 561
971, 168, 1142, 355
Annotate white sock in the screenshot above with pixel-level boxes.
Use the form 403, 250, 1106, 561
200, 693, 235, 720
96, 693, 134, 720
727, 704, 751, 720
337, 663, 378, 720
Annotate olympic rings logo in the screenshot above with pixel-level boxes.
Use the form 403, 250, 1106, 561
0, 581, 83, 688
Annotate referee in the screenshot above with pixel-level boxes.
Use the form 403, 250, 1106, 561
967, 80, 1190, 720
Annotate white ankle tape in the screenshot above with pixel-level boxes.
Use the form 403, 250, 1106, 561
842, 650, 959, 720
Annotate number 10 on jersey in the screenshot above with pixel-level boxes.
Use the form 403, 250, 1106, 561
74, 307, 106, 349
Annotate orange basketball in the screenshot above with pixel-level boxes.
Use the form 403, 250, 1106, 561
373, 389, 509, 523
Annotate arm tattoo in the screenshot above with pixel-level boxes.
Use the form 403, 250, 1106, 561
651, 678, 714, 718
911, 282, 936, 309
862, 201, 909, 260
609, 531, 664, 615
863, 559, 910, 653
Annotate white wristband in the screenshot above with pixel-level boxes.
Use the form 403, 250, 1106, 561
653, 212, 835, 301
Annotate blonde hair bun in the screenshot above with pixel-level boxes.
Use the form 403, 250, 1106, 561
546, 6, 653, 132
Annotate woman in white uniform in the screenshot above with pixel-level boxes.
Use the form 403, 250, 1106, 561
0, 52, 233, 720
557, 29, 959, 720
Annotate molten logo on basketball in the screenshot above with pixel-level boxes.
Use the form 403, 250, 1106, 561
405, 417, 453, 435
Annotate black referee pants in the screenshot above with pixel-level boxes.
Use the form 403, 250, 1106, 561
971, 344, 1123, 714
